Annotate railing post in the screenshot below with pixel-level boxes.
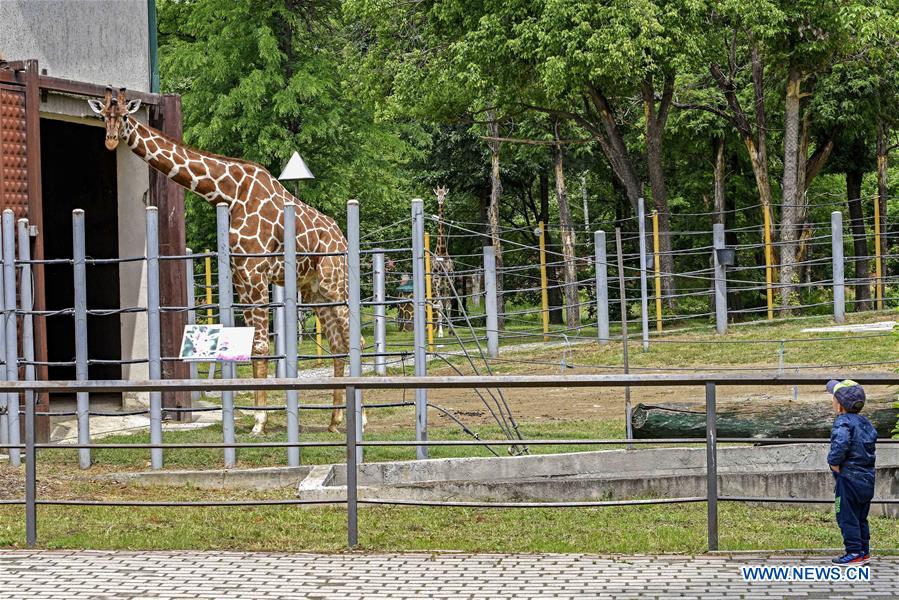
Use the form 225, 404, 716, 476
651, 210, 663, 334
712, 224, 728, 335
185, 248, 200, 403
216, 203, 236, 467
637, 198, 650, 351
283, 203, 300, 467
2, 210, 19, 467
483, 246, 499, 358
411, 199, 429, 459
345, 383, 358, 548
146, 207, 164, 470
272, 285, 285, 378
18, 221, 36, 480
706, 381, 718, 551
24, 388, 36, 547
594, 230, 609, 345
616, 228, 633, 446
72, 209, 90, 470
424, 232, 434, 352
0, 246, 6, 457
832, 211, 845, 323
346, 200, 363, 464
372, 250, 387, 376
538, 221, 550, 341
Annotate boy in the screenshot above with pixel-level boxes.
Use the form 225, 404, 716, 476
825, 379, 877, 565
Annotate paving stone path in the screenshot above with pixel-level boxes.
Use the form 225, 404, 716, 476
0, 550, 895, 599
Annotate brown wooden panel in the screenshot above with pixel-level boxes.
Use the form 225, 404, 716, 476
0, 85, 29, 217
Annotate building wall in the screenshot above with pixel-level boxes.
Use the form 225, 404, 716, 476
0, 0, 150, 92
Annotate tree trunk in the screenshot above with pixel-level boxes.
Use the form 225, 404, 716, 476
553, 122, 580, 328
778, 67, 803, 308
713, 136, 725, 226
585, 86, 643, 210
846, 169, 871, 311
486, 113, 505, 328
540, 170, 564, 324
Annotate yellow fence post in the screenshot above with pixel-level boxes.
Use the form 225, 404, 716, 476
315, 316, 323, 362
204, 250, 214, 324
763, 204, 774, 320
538, 220, 550, 341
652, 210, 663, 333
424, 232, 435, 352
874, 197, 884, 310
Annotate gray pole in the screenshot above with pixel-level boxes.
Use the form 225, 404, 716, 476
2, 210, 19, 467
283, 203, 300, 467
831, 211, 845, 323
637, 198, 650, 351
712, 224, 728, 335
0, 247, 6, 456
345, 383, 358, 547
615, 228, 633, 444
706, 381, 718, 551
185, 248, 200, 403
146, 207, 164, 470
410, 199, 428, 459
347, 200, 363, 464
17, 221, 35, 387
483, 246, 499, 358
594, 230, 609, 345
24, 389, 36, 546
72, 209, 90, 469
273, 285, 286, 379
216, 203, 236, 467
372, 250, 387, 376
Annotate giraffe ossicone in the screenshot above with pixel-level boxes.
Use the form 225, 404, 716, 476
89, 87, 365, 435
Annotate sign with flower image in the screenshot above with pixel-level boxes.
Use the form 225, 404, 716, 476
179, 325, 255, 361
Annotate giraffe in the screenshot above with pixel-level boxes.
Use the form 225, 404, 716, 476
89, 87, 363, 434
432, 186, 455, 338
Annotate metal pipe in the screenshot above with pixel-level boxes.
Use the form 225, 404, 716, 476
874, 195, 883, 309
410, 199, 428, 459
146, 207, 163, 469
424, 232, 434, 352
712, 224, 727, 335
651, 210, 662, 334
72, 210, 90, 469
0, 243, 7, 456
2, 211, 19, 466
832, 211, 845, 323
615, 228, 633, 444
483, 246, 499, 358
185, 248, 200, 403
24, 389, 36, 546
594, 230, 609, 345
538, 221, 550, 341
637, 198, 649, 351
706, 382, 718, 551
216, 203, 236, 467
283, 203, 300, 467
345, 384, 359, 546
17, 221, 35, 387
347, 200, 363, 465
372, 250, 387, 376
272, 285, 285, 379
763, 204, 775, 320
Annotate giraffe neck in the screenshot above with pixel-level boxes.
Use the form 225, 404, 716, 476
123, 115, 247, 205
435, 201, 448, 257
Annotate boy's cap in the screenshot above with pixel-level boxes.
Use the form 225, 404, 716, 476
826, 379, 866, 411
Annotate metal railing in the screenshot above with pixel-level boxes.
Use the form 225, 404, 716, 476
2, 373, 897, 550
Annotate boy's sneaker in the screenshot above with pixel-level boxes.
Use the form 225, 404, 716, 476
831, 553, 868, 565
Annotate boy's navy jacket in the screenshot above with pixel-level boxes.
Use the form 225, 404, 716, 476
828, 413, 877, 483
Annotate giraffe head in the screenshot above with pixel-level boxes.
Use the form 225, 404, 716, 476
88, 87, 141, 151
434, 186, 449, 207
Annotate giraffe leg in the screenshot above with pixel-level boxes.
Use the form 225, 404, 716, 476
319, 305, 367, 433
237, 282, 270, 436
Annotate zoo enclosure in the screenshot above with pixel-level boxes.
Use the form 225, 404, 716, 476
1, 373, 898, 551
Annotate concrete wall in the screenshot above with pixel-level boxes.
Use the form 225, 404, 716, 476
0, 0, 150, 92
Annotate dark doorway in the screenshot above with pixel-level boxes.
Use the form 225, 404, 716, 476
40, 118, 122, 383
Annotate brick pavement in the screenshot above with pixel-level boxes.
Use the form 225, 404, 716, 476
0, 550, 895, 599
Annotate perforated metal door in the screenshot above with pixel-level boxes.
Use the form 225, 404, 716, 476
0, 84, 30, 218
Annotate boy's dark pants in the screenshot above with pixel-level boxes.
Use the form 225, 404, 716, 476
835, 474, 874, 554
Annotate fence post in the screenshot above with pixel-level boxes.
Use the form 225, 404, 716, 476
763, 205, 775, 320
424, 232, 434, 352
272, 285, 285, 379
24, 388, 36, 546
538, 220, 550, 341
0, 246, 6, 457
411, 199, 429, 459
282, 203, 300, 467
831, 211, 846, 323
345, 383, 359, 547
594, 230, 609, 345
706, 381, 718, 551
372, 250, 387, 376
713, 224, 728, 335
347, 200, 363, 464
146, 207, 164, 470
615, 228, 633, 446
72, 210, 90, 469
637, 198, 650, 351
874, 195, 884, 310
315, 316, 323, 362
185, 249, 200, 403
2, 211, 19, 467
483, 246, 499, 358
651, 210, 663, 334
17, 222, 36, 417
216, 203, 237, 467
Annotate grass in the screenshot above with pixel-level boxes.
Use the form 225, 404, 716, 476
1, 500, 897, 553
